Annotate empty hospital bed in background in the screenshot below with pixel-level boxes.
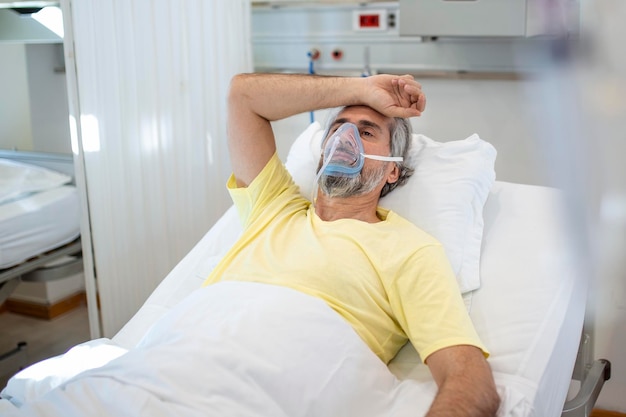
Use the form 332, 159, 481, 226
0, 150, 83, 375
0, 125, 610, 416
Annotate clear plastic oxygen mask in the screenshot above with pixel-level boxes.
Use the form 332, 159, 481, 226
314, 123, 403, 185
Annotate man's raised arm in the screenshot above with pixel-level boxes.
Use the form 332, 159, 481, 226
226, 73, 425, 187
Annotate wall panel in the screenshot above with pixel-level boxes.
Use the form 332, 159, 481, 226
64, 0, 251, 336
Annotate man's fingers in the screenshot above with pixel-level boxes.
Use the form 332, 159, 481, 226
403, 84, 426, 113
391, 78, 404, 103
396, 77, 425, 111
397, 79, 415, 104
416, 92, 426, 112
372, 74, 425, 117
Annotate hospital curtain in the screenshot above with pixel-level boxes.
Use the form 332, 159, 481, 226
62, 0, 252, 337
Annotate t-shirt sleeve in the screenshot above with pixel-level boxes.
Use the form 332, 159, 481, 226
388, 243, 489, 363
227, 153, 302, 229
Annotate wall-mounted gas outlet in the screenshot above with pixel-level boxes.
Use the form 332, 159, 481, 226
331, 49, 344, 60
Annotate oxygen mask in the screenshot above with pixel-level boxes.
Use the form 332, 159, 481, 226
321, 123, 365, 177
315, 123, 404, 184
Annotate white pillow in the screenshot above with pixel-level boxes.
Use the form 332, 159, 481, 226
284, 121, 497, 294
0, 158, 72, 205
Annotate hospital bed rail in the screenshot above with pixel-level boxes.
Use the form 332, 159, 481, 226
562, 330, 612, 417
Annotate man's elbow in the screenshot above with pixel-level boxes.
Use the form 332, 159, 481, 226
482, 382, 501, 416
478, 362, 501, 415
227, 73, 249, 106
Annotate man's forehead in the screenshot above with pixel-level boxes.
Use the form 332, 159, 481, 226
332, 117, 383, 132
333, 106, 392, 132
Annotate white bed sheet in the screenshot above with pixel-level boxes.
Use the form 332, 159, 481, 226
1, 180, 585, 416
0, 185, 81, 269
3, 282, 441, 417
111, 180, 585, 416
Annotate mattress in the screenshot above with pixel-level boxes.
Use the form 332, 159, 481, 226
0, 185, 81, 269
110, 180, 585, 416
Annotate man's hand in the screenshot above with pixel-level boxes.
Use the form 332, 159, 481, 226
426, 345, 500, 416
362, 74, 426, 119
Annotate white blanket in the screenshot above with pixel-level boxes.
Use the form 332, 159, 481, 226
1, 282, 435, 417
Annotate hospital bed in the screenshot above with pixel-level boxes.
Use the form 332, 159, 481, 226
0, 125, 610, 416
0, 150, 82, 370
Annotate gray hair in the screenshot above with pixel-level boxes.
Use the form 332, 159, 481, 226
321, 107, 414, 198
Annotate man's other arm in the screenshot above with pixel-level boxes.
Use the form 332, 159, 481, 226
426, 345, 500, 416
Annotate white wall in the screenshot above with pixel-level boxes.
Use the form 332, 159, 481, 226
0, 43, 32, 151
25, 43, 72, 154
0, 42, 71, 154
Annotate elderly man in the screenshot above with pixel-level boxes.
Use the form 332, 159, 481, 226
205, 72, 500, 416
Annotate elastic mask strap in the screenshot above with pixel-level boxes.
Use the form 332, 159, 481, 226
361, 153, 403, 162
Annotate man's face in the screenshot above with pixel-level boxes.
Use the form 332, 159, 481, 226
318, 106, 395, 198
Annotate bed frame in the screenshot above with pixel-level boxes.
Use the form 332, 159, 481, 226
0, 150, 77, 181
562, 333, 611, 417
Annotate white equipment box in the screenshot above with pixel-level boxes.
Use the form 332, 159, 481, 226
399, 0, 572, 37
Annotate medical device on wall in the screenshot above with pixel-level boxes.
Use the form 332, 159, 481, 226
251, 1, 578, 75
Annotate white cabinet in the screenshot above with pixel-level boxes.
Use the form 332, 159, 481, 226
399, 0, 572, 37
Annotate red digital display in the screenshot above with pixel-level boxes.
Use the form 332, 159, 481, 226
359, 14, 380, 28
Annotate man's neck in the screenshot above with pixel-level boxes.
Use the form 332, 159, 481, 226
313, 190, 382, 223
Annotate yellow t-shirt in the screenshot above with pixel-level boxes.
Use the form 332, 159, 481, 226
203, 153, 487, 364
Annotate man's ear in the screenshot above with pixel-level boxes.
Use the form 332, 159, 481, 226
386, 163, 400, 184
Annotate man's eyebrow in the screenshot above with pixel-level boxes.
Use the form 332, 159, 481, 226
332, 118, 384, 133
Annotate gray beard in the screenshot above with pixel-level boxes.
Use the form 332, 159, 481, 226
317, 162, 387, 198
